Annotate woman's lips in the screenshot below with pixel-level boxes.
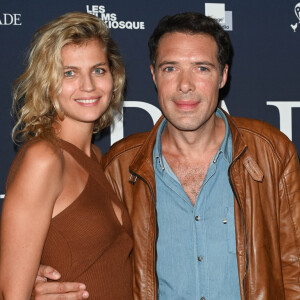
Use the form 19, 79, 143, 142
75, 97, 101, 106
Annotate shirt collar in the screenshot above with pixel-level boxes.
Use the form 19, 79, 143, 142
213, 108, 232, 164
153, 118, 167, 170
153, 108, 232, 170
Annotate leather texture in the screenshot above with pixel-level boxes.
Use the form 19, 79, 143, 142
102, 110, 300, 300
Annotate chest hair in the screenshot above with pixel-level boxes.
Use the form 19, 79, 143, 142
164, 155, 210, 206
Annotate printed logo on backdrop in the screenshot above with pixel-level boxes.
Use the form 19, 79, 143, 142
267, 101, 300, 141
205, 3, 232, 31
0, 13, 22, 25
86, 5, 145, 30
290, 3, 300, 32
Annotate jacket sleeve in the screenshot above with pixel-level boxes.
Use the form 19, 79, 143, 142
279, 148, 300, 299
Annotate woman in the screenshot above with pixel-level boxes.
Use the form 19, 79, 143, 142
0, 12, 133, 299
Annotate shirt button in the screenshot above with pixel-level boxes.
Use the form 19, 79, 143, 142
200, 297, 206, 300
198, 256, 203, 262
195, 216, 200, 221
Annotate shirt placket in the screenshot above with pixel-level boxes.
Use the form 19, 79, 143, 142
194, 160, 217, 300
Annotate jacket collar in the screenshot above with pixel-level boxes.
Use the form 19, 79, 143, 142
129, 115, 165, 178
129, 109, 263, 182
223, 110, 248, 161
224, 109, 263, 182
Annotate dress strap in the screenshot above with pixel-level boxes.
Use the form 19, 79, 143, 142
59, 139, 104, 184
59, 139, 132, 233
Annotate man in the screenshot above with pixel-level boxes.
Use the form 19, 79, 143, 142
33, 12, 300, 300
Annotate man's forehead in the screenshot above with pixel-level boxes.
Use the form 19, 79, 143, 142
158, 31, 215, 44
156, 32, 218, 61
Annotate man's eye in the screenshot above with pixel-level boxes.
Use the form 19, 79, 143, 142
164, 66, 175, 72
94, 68, 104, 75
64, 70, 75, 77
198, 66, 209, 72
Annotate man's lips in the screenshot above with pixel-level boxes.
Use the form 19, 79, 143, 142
174, 100, 200, 110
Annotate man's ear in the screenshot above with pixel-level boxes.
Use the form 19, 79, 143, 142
219, 64, 229, 89
150, 64, 156, 86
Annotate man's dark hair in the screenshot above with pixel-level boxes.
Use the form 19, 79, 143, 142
148, 12, 232, 73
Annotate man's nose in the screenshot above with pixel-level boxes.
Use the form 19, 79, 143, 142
178, 70, 195, 93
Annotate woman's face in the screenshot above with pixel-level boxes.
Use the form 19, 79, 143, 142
57, 39, 113, 126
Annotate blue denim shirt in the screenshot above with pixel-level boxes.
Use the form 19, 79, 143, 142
153, 109, 241, 300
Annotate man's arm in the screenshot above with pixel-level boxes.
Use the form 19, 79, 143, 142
32, 265, 89, 300
280, 149, 300, 299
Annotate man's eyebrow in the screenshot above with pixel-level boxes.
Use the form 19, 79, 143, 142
193, 61, 217, 68
156, 61, 178, 68
157, 60, 218, 69
192, 60, 216, 68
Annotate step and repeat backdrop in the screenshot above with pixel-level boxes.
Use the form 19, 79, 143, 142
1, 0, 300, 210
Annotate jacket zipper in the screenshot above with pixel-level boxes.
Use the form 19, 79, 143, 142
228, 147, 248, 300
129, 169, 157, 300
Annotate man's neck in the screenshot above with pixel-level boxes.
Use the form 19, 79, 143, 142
161, 114, 225, 205
161, 114, 225, 159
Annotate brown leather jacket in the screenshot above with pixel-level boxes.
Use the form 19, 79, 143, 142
102, 111, 300, 300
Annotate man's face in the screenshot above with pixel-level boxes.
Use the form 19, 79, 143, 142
151, 32, 228, 133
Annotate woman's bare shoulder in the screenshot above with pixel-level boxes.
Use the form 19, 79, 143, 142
21, 139, 63, 169
6, 139, 64, 191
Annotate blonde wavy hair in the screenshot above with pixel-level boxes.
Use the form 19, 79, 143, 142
12, 11, 125, 143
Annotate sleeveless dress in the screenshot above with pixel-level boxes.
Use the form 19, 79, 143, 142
7, 139, 133, 299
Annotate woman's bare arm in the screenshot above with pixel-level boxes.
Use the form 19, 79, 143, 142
0, 141, 63, 300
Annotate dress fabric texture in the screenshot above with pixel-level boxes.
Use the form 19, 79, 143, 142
8, 139, 133, 300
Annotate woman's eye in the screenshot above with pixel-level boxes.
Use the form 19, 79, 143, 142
64, 70, 75, 77
94, 68, 104, 75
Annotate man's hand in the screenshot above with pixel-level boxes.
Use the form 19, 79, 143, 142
32, 265, 89, 299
